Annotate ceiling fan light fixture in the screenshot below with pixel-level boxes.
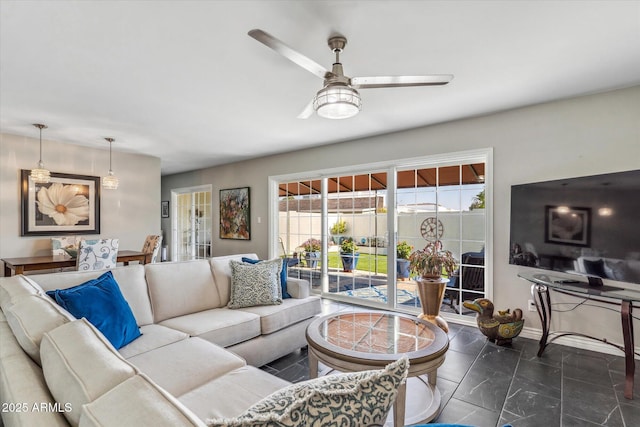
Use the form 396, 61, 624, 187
313, 85, 361, 119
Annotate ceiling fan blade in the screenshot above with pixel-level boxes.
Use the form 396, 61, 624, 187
297, 99, 315, 119
248, 29, 330, 80
351, 75, 453, 89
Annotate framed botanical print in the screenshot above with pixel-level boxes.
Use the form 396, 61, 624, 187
21, 170, 100, 236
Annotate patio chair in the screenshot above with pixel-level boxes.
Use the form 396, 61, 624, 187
445, 253, 485, 309
77, 238, 119, 271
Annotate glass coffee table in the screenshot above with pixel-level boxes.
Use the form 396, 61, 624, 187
305, 311, 449, 427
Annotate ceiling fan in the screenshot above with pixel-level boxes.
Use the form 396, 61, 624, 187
248, 29, 453, 120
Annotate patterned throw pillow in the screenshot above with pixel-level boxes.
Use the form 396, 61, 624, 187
207, 357, 409, 427
227, 259, 282, 309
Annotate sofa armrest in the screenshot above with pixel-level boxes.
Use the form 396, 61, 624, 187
286, 277, 311, 299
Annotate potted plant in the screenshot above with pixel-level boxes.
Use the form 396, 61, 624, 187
330, 219, 347, 244
409, 241, 457, 279
339, 238, 360, 272
396, 241, 413, 280
408, 241, 458, 332
301, 238, 321, 268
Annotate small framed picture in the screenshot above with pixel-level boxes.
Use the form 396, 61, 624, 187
161, 201, 169, 218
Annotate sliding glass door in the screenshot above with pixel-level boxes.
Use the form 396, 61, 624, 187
272, 150, 490, 319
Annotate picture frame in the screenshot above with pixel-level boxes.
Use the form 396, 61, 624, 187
544, 205, 591, 246
21, 169, 100, 236
219, 187, 250, 240
161, 200, 170, 218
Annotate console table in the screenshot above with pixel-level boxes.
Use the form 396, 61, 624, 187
518, 271, 640, 399
2, 251, 150, 276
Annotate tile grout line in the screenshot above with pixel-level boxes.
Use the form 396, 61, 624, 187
495, 344, 524, 427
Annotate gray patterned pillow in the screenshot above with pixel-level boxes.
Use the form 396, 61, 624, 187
227, 259, 282, 309
206, 357, 409, 427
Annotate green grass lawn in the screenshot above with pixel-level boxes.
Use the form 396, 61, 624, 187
326, 253, 388, 275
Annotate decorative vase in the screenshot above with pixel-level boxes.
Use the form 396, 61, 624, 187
340, 253, 360, 272
304, 251, 320, 268
396, 259, 410, 280
415, 277, 449, 333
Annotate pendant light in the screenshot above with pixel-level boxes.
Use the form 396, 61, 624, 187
102, 137, 119, 190
30, 123, 50, 183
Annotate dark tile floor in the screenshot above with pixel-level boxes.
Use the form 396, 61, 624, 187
260, 299, 640, 427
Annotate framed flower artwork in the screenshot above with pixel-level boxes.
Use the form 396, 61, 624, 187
20, 170, 101, 236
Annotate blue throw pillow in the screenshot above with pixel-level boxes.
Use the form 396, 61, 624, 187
242, 257, 291, 299
46, 271, 141, 349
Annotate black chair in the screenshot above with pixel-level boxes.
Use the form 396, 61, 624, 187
445, 253, 485, 309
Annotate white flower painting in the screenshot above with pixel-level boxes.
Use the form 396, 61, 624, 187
37, 182, 90, 226
21, 170, 100, 236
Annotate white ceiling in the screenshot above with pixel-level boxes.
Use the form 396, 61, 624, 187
1, 1, 639, 175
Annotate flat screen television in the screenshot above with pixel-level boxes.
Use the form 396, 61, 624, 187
509, 169, 640, 285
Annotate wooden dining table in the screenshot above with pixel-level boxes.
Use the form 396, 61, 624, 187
2, 250, 150, 277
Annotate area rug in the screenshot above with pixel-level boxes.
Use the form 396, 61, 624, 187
333, 286, 418, 305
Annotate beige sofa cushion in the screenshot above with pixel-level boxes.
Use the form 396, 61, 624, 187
160, 307, 261, 348
209, 253, 258, 305
127, 337, 245, 397
0, 275, 45, 312
179, 366, 290, 421
33, 265, 154, 325
207, 357, 409, 427
80, 374, 206, 427
146, 260, 222, 322
5, 294, 74, 365
40, 319, 138, 426
119, 323, 189, 359
285, 277, 311, 299
0, 320, 69, 427
237, 296, 321, 335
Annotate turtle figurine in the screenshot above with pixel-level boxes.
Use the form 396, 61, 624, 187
463, 298, 524, 346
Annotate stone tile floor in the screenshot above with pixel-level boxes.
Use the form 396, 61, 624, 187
260, 299, 640, 427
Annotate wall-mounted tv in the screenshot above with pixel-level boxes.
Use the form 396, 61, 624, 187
509, 169, 640, 285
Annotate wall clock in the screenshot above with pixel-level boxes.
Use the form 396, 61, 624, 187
420, 217, 444, 242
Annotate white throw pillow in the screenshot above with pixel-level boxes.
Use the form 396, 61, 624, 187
206, 357, 409, 427
227, 259, 282, 309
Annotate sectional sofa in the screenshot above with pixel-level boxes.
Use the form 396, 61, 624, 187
0, 253, 325, 426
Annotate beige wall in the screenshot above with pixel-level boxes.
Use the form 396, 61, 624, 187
0, 133, 162, 272
162, 86, 640, 352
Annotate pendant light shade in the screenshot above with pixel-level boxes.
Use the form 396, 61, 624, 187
30, 124, 50, 183
102, 137, 119, 190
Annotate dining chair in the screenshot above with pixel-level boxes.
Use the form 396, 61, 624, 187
51, 236, 80, 271
141, 235, 163, 263
51, 236, 79, 258
77, 239, 119, 271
